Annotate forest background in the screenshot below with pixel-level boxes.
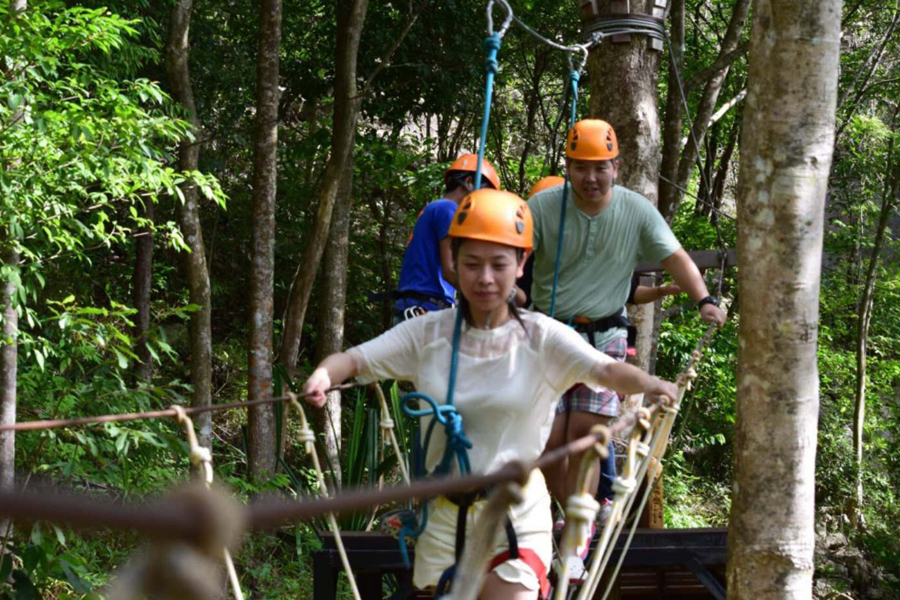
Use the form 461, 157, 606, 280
0, 0, 898, 598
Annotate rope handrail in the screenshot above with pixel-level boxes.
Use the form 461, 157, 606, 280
0, 393, 671, 537
0, 383, 362, 433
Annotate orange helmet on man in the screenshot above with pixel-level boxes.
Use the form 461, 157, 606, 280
528, 176, 566, 199
445, 154, 502, 191
449, 189, 533, 251
566, 119, 619, 161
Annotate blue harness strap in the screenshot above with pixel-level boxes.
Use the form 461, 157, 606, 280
549, 68, 581, 319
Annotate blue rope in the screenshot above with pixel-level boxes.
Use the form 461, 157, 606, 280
474, 33, 502, 192
395, 308, 470, 568
548, 69, 581, 319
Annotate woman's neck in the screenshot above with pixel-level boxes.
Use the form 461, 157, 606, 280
469, 304, 511, 329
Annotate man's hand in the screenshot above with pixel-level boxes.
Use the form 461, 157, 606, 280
301, 367, 331, 408
700, 303, 726, 327
646, 376, 679, 407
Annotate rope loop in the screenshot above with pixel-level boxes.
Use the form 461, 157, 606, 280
379, 417, 395, 430
486, 0, 514, 38
297, 428, 316, 446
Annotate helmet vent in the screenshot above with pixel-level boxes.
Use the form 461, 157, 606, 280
457, 212, 468, 225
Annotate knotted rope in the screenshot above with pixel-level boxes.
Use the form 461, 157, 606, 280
171, 405, 244, 600
288, 395, 362, 600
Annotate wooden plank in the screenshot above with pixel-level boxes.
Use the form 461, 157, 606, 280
685, 558, 727, 600
634, 248, 736, 274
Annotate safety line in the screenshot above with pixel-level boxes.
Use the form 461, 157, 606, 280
0, 383, 362, 433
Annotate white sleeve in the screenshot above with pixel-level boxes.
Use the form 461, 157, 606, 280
346, 317, 423, 383
539, 318, 615, 393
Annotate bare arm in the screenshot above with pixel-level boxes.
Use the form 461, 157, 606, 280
590, 360, 678, 404
302, 352, 359, 408
439, 237, 458, 288
631, 284, 682, 305
661, 248, 726, 326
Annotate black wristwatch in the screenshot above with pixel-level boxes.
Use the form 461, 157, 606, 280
697, 295, 720, 310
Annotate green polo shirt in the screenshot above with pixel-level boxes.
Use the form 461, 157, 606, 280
528, 184, 681, 347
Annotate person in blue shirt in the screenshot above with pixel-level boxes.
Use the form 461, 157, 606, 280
392, 154, 502, 325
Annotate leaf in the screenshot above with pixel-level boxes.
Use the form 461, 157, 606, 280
0, 553, 13, 583
59, 559, 90, 594
33, 349, 45, 371
12, 570, 39, 600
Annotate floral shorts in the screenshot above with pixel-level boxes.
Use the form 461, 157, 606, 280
555, 336, 628, 417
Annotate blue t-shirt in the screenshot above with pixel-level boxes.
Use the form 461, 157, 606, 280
395, 199, 458, 311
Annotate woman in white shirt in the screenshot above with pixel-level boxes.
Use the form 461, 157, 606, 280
303, 188, 677, 600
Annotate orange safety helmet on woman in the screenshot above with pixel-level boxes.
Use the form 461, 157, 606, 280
566, 119, 619, 161
448, 189, 533, 251
528, 175, 566, 199
445, 154, 502, 191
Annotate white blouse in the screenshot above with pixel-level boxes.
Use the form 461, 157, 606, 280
347, 308, 614, 477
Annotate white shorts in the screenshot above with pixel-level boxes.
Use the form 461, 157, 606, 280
412, 469, 552, 592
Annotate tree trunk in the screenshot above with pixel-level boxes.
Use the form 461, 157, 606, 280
658, 0, 685, 222
584, 0, 662, 376
247, 0, 283, 481
660, 0, 752, 221
727, 1, 841, 598
0, 250, 17, 495
165, 0, 213, 448
132, 199, 154, 383
312, 161, 354, 488
277, 0, 368, 380
852, 137, 898, 525
1, 1, 26, 540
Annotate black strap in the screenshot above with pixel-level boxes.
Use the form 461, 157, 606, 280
504, 517, 519, 559
368, 289, 451, 309
573, 311, 631, 335
454, 498, 471, 562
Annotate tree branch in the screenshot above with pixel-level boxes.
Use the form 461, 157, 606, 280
683, 42, 749, 94
357, 0, 431, 98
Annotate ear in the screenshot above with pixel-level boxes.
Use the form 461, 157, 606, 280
465, 175, 475, 191
516, 250, 531, 278
611, 160, 620, 179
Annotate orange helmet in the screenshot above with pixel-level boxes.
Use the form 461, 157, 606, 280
445, 154, 502, 190
448, 189, 533, 250
566, 119, 619, 161
528, 176, 566, 199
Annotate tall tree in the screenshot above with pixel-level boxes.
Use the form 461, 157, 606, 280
727, 0, 841, 597
658, 0, 751, 221
247, 0, 283, 481
165, 0, 213, 448
132, 200, 154, 384
852, 126, 899, 525
277, 0, 368, 380
312, 163, 354, 486
1, 0, 26, 511
583, 0, 663, 377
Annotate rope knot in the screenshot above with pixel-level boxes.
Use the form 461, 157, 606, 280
190, 446, 212, 466
379, 418, 395, 430
569, 70, 580, 85
298, 428, 316, 445
483, 33, 502, 52
565, 493, 600, 524
636, 441, 650, 458
612, 476, 636, 496
444, 412, 473, 451
484, 56, 499, 75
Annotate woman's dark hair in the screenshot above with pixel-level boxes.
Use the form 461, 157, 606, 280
451, 238, 527, 331
444, 170, 498, 195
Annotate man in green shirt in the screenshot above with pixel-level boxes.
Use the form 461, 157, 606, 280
529, 119, 726, 516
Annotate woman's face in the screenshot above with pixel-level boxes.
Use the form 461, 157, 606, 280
456, 239, 527, 315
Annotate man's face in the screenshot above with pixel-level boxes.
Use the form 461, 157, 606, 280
566, 159, 618, 204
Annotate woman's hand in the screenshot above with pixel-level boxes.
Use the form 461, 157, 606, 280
646, 376, 679, 407
302, 367, 332, 408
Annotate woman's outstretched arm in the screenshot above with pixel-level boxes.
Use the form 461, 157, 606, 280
590, 360, 678, 405
302, 352, 359, 408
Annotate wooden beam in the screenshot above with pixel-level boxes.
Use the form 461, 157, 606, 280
635, 248, 736, 274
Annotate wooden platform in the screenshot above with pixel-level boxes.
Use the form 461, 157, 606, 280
312, 528, 727, 599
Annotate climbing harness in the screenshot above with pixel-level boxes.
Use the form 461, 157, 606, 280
288, 396, 362, 600
171, 405, 244, 600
